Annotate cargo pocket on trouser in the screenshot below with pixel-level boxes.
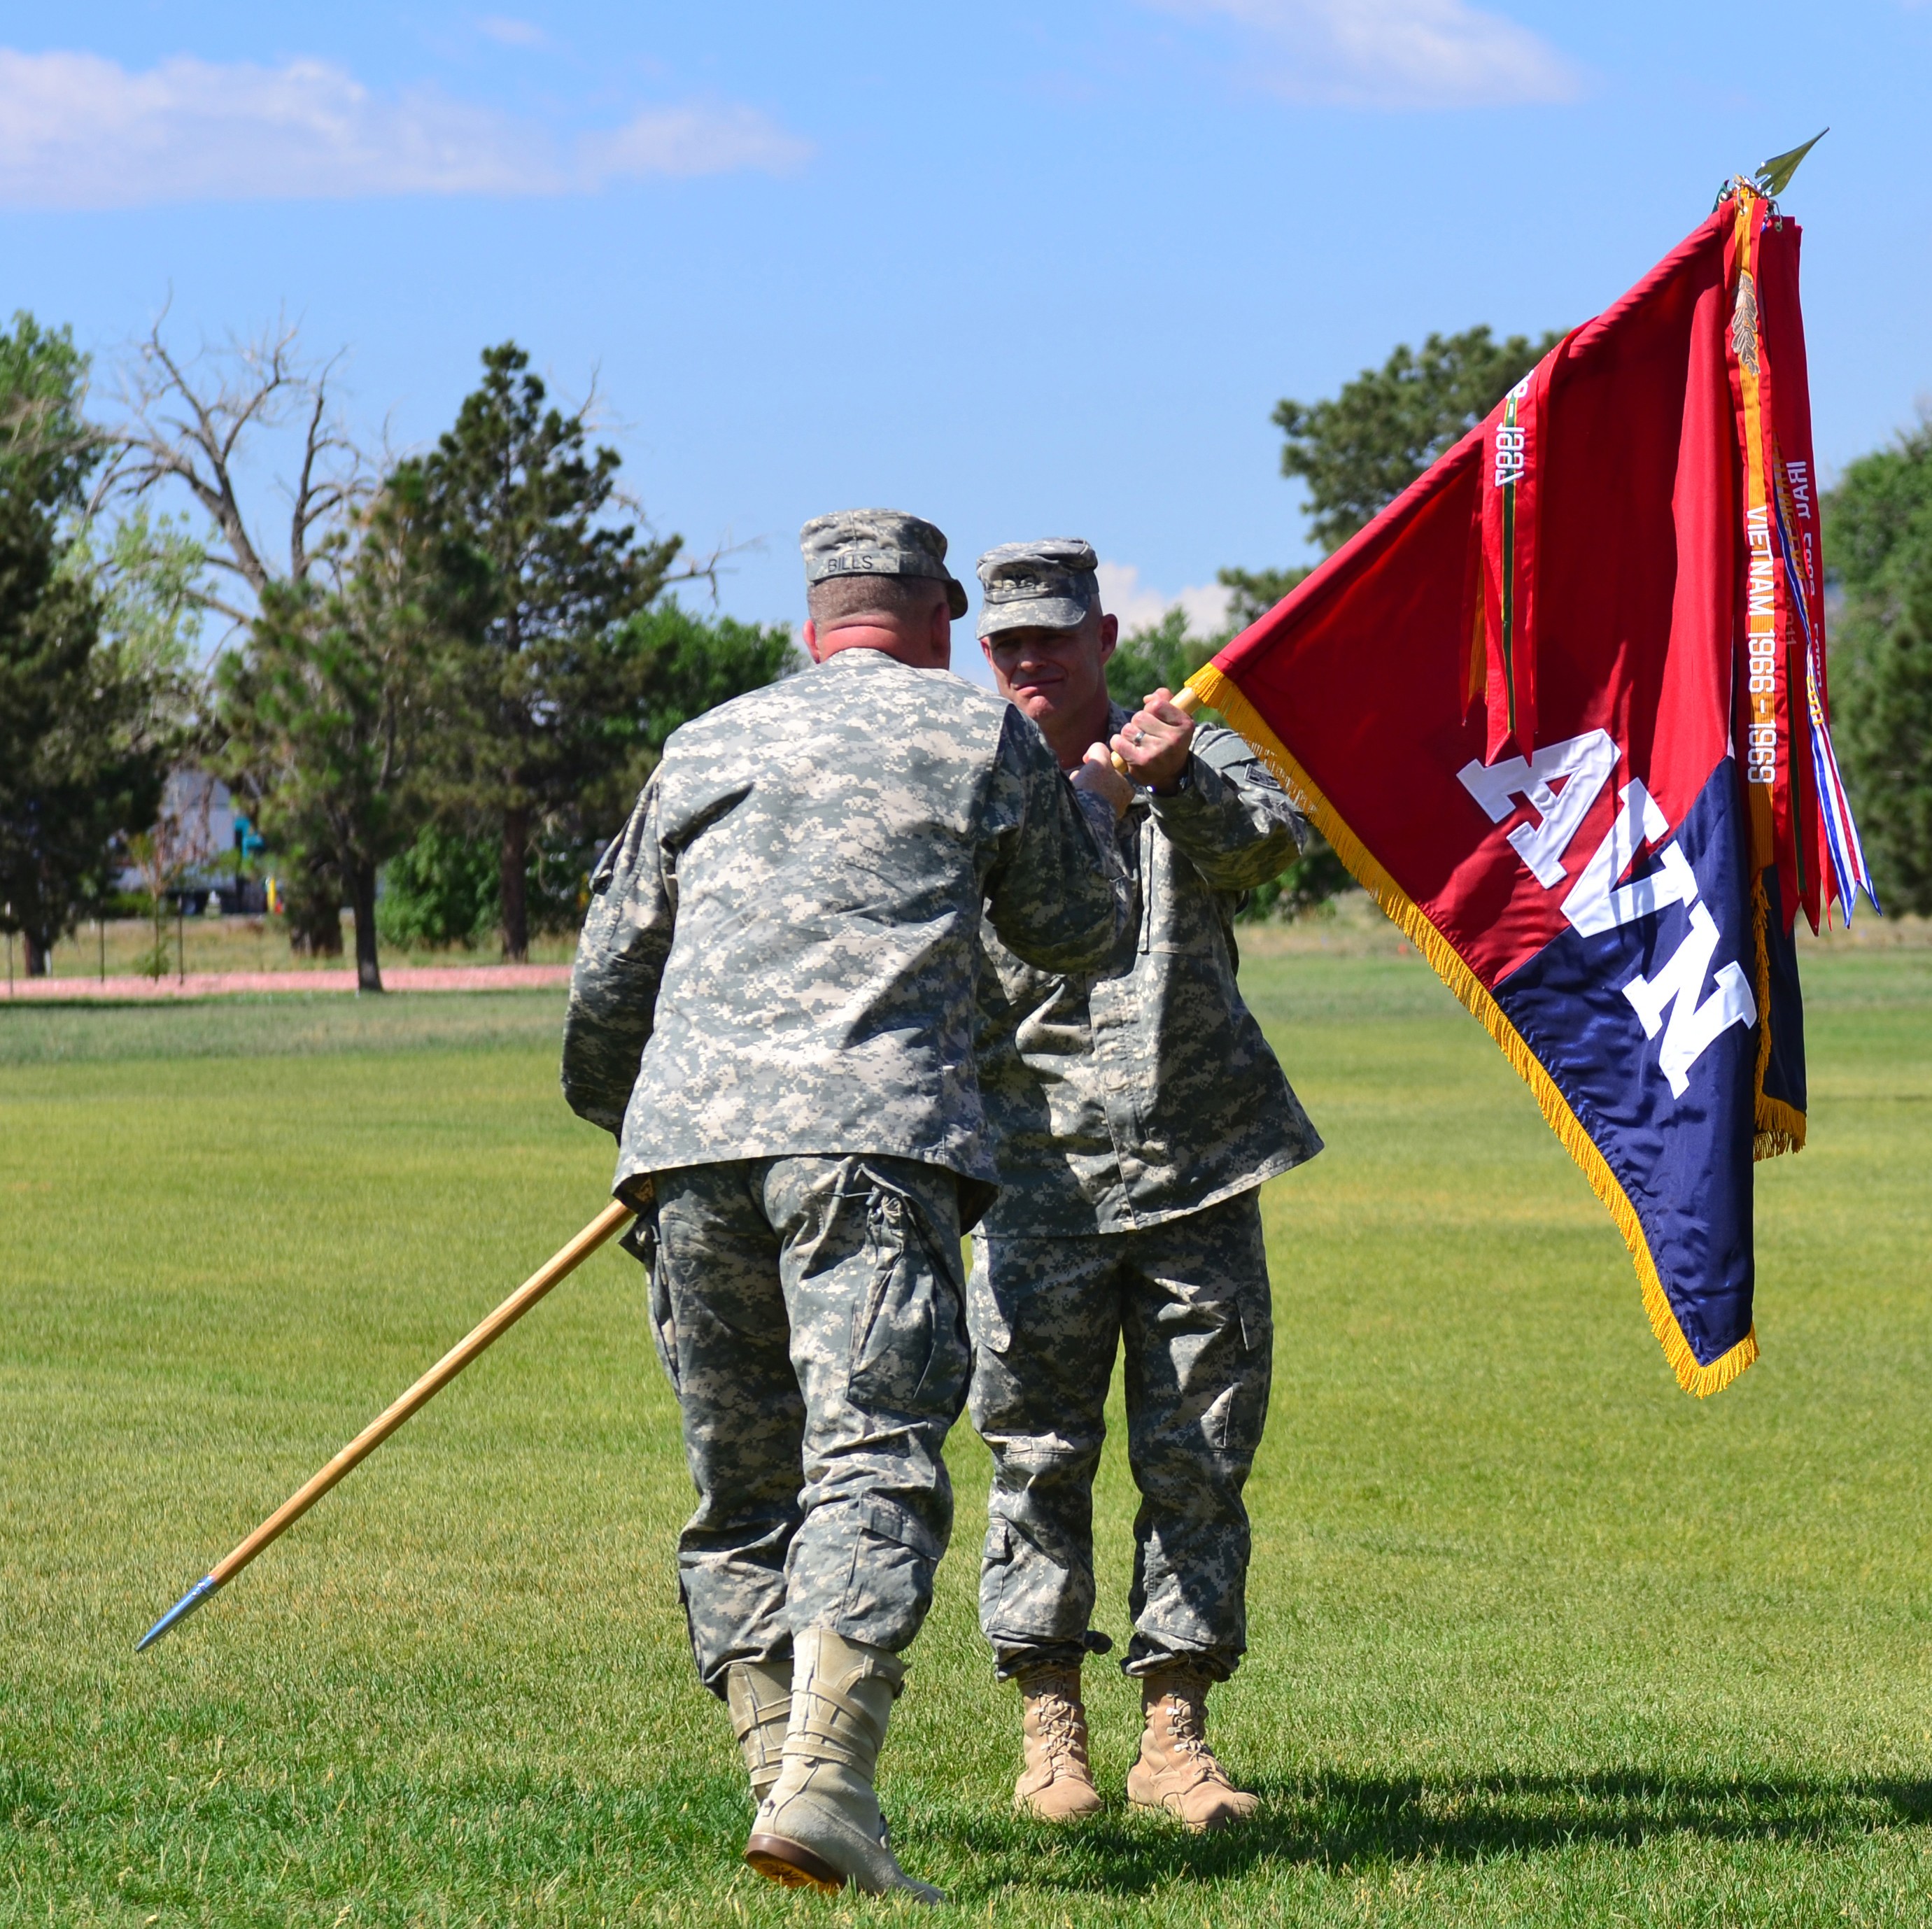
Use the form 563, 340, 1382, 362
978, 1513, 1040, 1640
622, 1209, 679, 1393
1204, 1283, 1271, 1454
831, 1496, 947, 1649
979, 1513, 1014, 1606
846, 1170, 970, 1421
964, 1236, 1012, 1357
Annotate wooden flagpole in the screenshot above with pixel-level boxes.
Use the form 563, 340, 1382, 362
140, 684, 1204, 1653
137, 1198, 635, 1651
1110, 684, 1201, 777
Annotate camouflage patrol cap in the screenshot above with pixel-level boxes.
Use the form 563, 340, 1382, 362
975, 538, 1101, 640
800, 509, 968, 620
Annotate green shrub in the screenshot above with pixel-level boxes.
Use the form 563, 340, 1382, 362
377, 823, 602, 949
377, 825, 498, 949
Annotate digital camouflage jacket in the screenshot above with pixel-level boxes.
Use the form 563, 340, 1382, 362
561, 646, 1134, 1196
976, 706, 1323, 1236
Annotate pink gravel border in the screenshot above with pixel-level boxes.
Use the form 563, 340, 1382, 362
3, 964, 572, 1000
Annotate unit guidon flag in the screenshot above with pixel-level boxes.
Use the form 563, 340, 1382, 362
1187, 186, 1874, 1395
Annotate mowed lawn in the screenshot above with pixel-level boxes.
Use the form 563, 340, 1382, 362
2, 942, 1929, 1926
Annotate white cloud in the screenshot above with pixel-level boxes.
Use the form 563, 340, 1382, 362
1146, 0, 1581, 108
1096, 561, 1232, 639
581, 103, 811, 181
477, 15, 549, 49
0, 47, 811, 209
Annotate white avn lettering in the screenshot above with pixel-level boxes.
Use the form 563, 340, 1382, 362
1460, 729, 1756, 1096
1457, 730, 1617, 887
1561, 779, 1700, 938
1621, 902, 1757, 1098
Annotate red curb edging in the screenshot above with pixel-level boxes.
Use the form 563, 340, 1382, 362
3, 964, 572, 1001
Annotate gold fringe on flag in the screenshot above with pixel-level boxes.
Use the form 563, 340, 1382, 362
1748, 873, 1807, 1158
1187, 661, 1758, 1398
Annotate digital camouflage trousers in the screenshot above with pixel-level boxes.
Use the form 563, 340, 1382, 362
967, 1187, 1273, 1683
638, 1154, 971, 1696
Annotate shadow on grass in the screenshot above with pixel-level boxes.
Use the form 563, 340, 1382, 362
9, 1761, 1930, 1913
927, 1769, 1932, 1898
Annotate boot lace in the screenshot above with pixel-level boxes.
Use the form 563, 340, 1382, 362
1036, 1693, 1087, 1772
1158, 1688, 1218, 1774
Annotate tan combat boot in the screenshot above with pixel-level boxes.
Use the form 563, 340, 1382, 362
1125, 1667, 1259, 1832
724, 1657, 792, 1804
1013, 1663, 1104, 1822
744, 1627, 943, 1904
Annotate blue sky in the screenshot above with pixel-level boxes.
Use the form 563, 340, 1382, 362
6, 3, 1928, 680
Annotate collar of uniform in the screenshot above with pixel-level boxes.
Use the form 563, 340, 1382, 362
819, 642, 911, 672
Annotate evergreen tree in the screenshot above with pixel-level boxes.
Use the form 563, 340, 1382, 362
0, 314, 169, 973
608, 595, 798, 798
0, 311, 96, 505
415, 344, 683, 959
0, 494, 168, 970
376, 598, 797, 949
1825, 423, 1932, 914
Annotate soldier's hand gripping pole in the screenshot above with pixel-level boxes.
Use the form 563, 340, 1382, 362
1110, 684, 1201, 779
136, 1198, 636, 1652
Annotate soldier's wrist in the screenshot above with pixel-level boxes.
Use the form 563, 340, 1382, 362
1150, 756, 1195, 799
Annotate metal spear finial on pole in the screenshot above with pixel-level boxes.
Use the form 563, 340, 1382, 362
1754, 129, 1827, 201
138, 1197, 635, 1651
1714, 130, 1828, 214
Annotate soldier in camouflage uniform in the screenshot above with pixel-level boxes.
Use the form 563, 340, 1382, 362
969, 538, 1323, 1831
561, 511, 1136, 1901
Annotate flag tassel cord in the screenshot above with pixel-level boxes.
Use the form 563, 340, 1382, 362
1186, 662, 1758, 1399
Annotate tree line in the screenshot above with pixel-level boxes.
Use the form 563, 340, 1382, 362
1110, 325, 1932, 923
0, 318, 794, 989
2, 309, 1925, 980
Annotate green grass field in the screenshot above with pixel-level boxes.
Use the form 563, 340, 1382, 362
3, 944, 1929, 1926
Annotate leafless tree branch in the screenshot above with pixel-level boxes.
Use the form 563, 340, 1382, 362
96, 310, 372, 620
